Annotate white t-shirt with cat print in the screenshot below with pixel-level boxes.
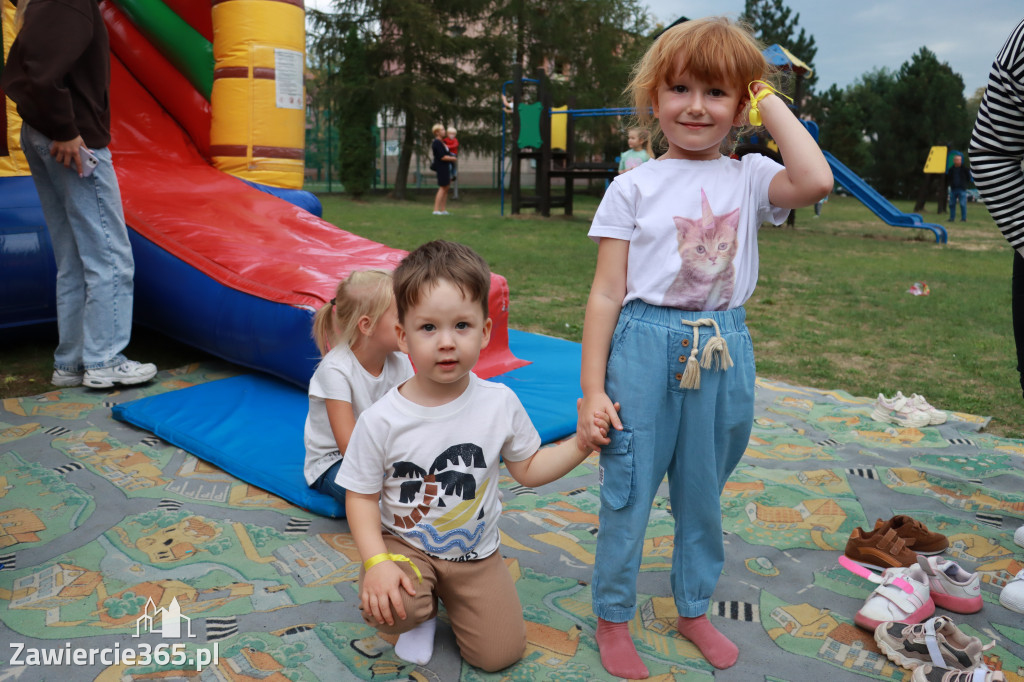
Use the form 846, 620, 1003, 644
589, 154, 788, 311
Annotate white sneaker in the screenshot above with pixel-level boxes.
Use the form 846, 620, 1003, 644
872, 393, 930, 428
916, 555, 982, 613
897, 392, 947, 425
1000, 569, 1024, 614
1014, 524, 1024, 549
83, 360, 158, 388
51, 368, 84, 387
432, 211, 443, 215
843, 559, 935, 630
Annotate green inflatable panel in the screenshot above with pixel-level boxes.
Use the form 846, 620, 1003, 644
110, 0, 214, 100
517, 102, 544, 149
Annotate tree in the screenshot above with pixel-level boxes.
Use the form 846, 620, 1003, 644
310, 0, 491, 199
478, 0, 651, 163
805, 84, 870, 174
337, 26, 376, 198
740, 0, 818, 94
869, 48, 967, 199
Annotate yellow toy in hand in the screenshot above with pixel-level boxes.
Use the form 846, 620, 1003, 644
747, 80, 794, 126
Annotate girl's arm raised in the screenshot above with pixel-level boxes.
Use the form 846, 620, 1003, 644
578, 238, 628, 452
754, 88, 834, 209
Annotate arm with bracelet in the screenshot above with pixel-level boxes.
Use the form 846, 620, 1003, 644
346, 490, 420, 626
748, 80, 834, 209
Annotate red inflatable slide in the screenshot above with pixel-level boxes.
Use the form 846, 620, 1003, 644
100, 1, 526, 386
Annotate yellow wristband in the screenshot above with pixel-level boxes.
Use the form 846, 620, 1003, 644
363, 552, 423, 583
747, 80, 794, 126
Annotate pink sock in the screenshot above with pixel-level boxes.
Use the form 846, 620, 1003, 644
676, 615, 738, 669
595, 618, 649, 679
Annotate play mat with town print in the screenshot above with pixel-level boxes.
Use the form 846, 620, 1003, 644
1, 362, 1022, 681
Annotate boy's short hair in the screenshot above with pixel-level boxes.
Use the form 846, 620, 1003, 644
393, 240, 490, 322
447, 127, 457, 137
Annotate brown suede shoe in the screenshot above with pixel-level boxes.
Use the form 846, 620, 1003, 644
844, 526, 918, 570
874, 515, 949, 555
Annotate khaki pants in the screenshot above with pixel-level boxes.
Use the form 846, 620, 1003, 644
360, 532, 527, 672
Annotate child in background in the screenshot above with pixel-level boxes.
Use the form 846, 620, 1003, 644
338, 240, 611, 670
577, 17, 832, 677
443, 126, 459, 181
618, 127, 651, 173
303, 270, 414, 513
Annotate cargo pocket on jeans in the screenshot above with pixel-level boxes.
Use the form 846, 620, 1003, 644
599, 426, 634, 510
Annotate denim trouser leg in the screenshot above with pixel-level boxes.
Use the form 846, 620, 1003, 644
950, 190, 967, 221
21, 124, 134, 371
592, 302, 754, 622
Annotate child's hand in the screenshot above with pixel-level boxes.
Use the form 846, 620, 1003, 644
576, 394, 622, 452
360, 559, 417, 626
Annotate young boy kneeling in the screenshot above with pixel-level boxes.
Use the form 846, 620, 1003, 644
337, 240, 609, 671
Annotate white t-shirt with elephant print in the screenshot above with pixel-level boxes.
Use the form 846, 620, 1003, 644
337, 373, 541, 561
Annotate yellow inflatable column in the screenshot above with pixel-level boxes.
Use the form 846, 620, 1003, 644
1, 0, 29, 177
210, 0, 305, 189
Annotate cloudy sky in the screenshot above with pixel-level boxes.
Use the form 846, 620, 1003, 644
645, 1, 1022, 95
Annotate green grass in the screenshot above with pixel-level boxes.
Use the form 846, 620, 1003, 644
3, 188, 1020, 438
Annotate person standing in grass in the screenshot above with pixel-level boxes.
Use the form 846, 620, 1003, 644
576, 17, 832, 678
430, 124, 456, 215
946, 153, 971, 222
970, 17, 1024, 402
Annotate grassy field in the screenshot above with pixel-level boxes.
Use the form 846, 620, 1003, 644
3, 188, 1020, 437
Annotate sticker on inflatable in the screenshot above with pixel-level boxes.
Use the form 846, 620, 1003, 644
275, 48, 304, 110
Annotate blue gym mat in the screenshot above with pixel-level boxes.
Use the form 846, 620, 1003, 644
112, 330, 581, 518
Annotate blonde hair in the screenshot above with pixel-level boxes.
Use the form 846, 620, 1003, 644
446, 127, 457, 137
311, 269, 395, 356
628, 17, 770, 141
14, 0, 30, 30
431, 123, 445, 136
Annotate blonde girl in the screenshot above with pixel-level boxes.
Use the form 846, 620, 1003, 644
303, 270, 414, 511
618, 127, 652, 173
577, 17, 832, 677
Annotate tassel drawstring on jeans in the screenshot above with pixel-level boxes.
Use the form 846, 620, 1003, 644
678, 318, 733, 389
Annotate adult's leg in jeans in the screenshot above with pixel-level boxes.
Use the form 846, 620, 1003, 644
21, 124, 86, 372
22, 125, 135, 369
1013, 251, 1024, 400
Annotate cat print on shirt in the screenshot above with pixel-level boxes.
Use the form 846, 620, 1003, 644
662, 189, 739, 311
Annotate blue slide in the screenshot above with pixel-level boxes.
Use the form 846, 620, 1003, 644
822, 150, 948, 244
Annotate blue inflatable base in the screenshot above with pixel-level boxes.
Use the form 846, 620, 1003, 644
112, 330, 581, 518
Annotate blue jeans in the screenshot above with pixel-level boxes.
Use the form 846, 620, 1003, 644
311, 459, 347, 506
21, 123, 134, 372
949, 189, 967, 221
592, 301, 755, 621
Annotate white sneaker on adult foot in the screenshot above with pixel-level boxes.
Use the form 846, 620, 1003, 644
394, 617, 436, 665
1014, 524, 1024, 549
83, 360, 158, 388
51, 369, 84, 387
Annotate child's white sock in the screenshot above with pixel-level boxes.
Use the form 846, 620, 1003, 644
394, 616, 436, 665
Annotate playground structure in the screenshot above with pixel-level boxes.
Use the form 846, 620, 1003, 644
0, 0, 526, 386
501, 66, 630, 217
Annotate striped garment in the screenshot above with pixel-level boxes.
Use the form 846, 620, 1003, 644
969, 17, 1024, 254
